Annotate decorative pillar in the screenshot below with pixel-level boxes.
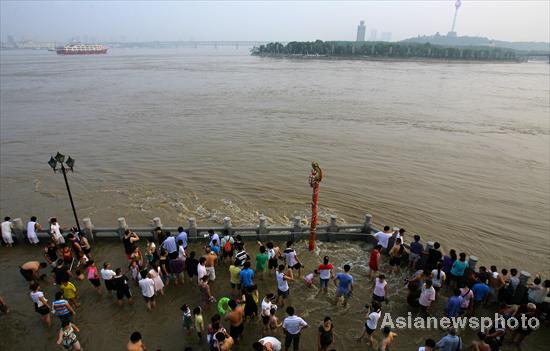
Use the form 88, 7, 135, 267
327, 215, 338, 242
291, 216, 302, 242
152, 217, 162, 242
82, 217, 94, 243
223, 217, 232, 233
468, 256, 478, 270
258, 216, 268, 241
117, 217, 128, 240
362, 214, 372, 234
188, 217, 197, 239
519, 271, 531, 286
12, 218, 25, 243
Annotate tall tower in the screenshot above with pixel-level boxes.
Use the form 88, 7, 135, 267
448, 0, 462, 37
356, 20, 366, 42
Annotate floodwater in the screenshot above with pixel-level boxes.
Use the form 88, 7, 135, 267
0, 47, 549, 278
0, 240, 548, 350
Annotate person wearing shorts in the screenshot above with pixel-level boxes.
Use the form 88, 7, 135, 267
30, 283, 51, 326
283, 241, 302, 278
101, 262, 116, 299
333, 264, 354, 307
276, 265, 293, 307
138, 272, 156, 311
113, 268, 133, 306
358, 302, 382, 348
225, 300, 245, 342
318, 256, 334, 294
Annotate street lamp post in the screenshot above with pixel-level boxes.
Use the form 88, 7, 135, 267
48, 152, 82, 235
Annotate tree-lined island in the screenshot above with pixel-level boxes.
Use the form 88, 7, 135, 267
251, 40, 526, 62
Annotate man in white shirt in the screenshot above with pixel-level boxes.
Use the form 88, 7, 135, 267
254, 336, 282, 351
138, 272, 156, 311
282, 306, 308, 351
358, 302, 382, 348
374, 226, 393, 251
100, 262, 116, 299
27, 216, 41, 245
419, 280, 436, 312
1, 217, 14, 246
197, 257, 207, 283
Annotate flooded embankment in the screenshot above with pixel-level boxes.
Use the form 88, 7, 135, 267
0, 240, 548, 350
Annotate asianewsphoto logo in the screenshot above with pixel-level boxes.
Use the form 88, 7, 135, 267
379, 313, 540, 332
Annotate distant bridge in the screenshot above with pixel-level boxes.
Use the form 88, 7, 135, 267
107, 41, 272, 49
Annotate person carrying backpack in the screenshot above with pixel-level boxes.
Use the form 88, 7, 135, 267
220, 229, 234, 264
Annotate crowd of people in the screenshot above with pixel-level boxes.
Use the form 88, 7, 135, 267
1, 217, 549, 350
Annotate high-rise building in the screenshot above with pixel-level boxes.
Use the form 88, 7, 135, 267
380, 32, 392, 41
356, 20, 366, 42
369, 29, 378, 41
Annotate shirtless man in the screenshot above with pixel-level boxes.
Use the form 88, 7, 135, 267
388, 238, 407, 273
216, 330, 235, 351
127, 331, 146, 351
19, 261, 48, 282
203, 246, 218, 286
225, 299, 245, 344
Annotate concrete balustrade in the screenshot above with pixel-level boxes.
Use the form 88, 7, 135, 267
2, 213, 532, 283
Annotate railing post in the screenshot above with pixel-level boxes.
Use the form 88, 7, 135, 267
362, 214, 372, 234
12, 218, 25, 244
152, 217, 162, 241
188, 217, 197, 239
82, 217, 95, 243
223, 217, 232, 234
117, 217, 128, 240
468, 256, 478, 270
291, 216, 301, 242
258, 216, 268, 241
327, 215, 338, 242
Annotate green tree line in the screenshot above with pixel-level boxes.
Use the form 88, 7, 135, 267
251, 40, 518, 61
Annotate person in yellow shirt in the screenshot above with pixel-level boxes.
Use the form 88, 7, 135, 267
229, 260, 242, 296
60, 280, 80, 308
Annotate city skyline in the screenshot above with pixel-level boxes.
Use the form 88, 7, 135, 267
1, 1, 549, 43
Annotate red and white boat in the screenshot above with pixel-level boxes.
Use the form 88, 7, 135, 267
56, 43, 108, 55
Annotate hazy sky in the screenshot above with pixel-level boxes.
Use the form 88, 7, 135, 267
1, 1, 549, 43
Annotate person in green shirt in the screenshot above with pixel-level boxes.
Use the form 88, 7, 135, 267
255, 245, 270, 281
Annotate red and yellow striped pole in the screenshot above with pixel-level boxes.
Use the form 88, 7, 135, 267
308, 161, 323, 252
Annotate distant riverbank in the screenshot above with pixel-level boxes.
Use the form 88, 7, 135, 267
252, 40, 521, 62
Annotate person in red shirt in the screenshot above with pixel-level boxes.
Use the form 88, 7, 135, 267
317, 256, 334, 294
369, 245, 382, 280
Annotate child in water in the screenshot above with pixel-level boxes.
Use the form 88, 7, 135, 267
193, 306, 205, 340
303, 269, 319, 287
181, 304, 193, 335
